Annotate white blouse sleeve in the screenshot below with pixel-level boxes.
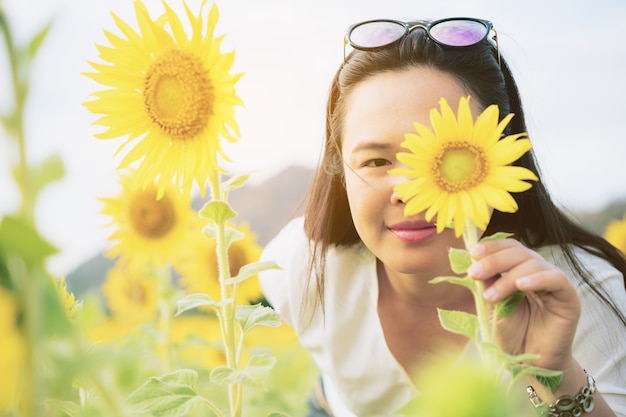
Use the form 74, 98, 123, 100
258, 216, 315, 330
540, 246, 626, 416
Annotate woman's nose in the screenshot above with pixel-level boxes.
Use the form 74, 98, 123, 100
389, 175, 407, 205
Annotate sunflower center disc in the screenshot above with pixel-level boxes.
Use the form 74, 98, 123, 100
125, 281, 147, 304
435, 142, 487, 192
129, 190, 177, 238
144, 49, 214, 140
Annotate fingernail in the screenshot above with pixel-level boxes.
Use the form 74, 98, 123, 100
516, 276, 531, 289
470, 244, 485, 256
468, 262, 482, 276
483, 287, 497, 301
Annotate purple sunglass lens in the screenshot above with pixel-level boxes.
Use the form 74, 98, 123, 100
350, 21, 406, 49
429, 20, 487, 47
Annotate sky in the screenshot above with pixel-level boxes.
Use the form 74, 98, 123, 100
1, 0, 625, 275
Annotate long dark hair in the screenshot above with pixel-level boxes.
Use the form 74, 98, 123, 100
304, 21, 626, 325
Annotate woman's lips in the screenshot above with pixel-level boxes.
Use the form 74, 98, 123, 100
388, 220, 437, 243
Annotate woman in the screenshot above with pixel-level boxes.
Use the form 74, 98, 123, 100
259, 17, 626, 416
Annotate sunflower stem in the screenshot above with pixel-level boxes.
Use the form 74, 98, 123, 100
156, 267, 174, 374
463, 221, 495, 366
209, 174, 242, 417
0, 10, 33, 223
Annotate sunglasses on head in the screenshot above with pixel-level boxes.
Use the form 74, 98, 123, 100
344, 17, 499, 64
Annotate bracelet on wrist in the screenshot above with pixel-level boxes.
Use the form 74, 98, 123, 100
526, 369, 596, 417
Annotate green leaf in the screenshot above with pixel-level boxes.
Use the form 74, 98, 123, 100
128, 369, 201, 417
44, 399, 82, 417
429, 275, 474, 290
175, 293, 232, 316
201, 224, 217, 239
437, 308, 479, 341
202, 225, 245, 247
495, 290, 525, 319
267, 413, 291, 417
12, 153, 65, 202
448, 247, 472, 274
210, 354, 277, 389
0, 215, 57, 264
225, 260, 281, 285
198, 201, 237, 225
508, 363, 562, 394
479, 232, 514, 242
235, 303, 282, 334
27, 21, 52, 59
223, 173, 250, 193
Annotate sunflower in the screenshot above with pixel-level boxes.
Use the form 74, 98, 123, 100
173, 222, 263, 305
100, 170, 203, 270
169, 315, 226, 369
390, 96, 538, 237
83, 0, 243, 198
605, 214, 626, 254
0, 287, 24, 412
101, 265, 159, 324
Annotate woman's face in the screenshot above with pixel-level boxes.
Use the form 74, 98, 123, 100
341, 66, 483, 279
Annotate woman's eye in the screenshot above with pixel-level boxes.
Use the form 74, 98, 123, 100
364, 158, 391, 167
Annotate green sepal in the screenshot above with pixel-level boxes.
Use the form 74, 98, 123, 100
127, 369, 201, 417
235, 303, 281, 334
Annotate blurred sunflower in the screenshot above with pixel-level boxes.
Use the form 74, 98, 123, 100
101, 265, 159, 325
390, 96, 538, 237
400, 354, 526, 417
83, 0, 243, 198
0, 287, 25, 413
173, 222, 263, 305
169, 315, 226, 369
50, 274, 79, 318
605, 214, 626, 254
100, 170, 202, 270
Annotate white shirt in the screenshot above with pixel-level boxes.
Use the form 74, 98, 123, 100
259, 216, 626, 416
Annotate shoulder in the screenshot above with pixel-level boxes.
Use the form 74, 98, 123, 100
258, 216, 374, 329
258, 217, 310, 326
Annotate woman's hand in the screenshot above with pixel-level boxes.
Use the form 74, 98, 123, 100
468, 238, 581, 372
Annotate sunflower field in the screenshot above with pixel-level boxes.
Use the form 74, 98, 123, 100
0, 1, 318, 416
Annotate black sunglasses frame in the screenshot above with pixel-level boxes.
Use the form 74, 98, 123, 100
343, 17, 499, 65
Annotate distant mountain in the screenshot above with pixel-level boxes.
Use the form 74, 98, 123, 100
571, 198, 626, 236
66, 165, 315, 296
65, 164, 626, 296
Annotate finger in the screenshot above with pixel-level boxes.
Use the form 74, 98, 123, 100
514, 270, 578, 304
480, 256, 550, 301
468, 240, 534, 281
484, 264, 576, 304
